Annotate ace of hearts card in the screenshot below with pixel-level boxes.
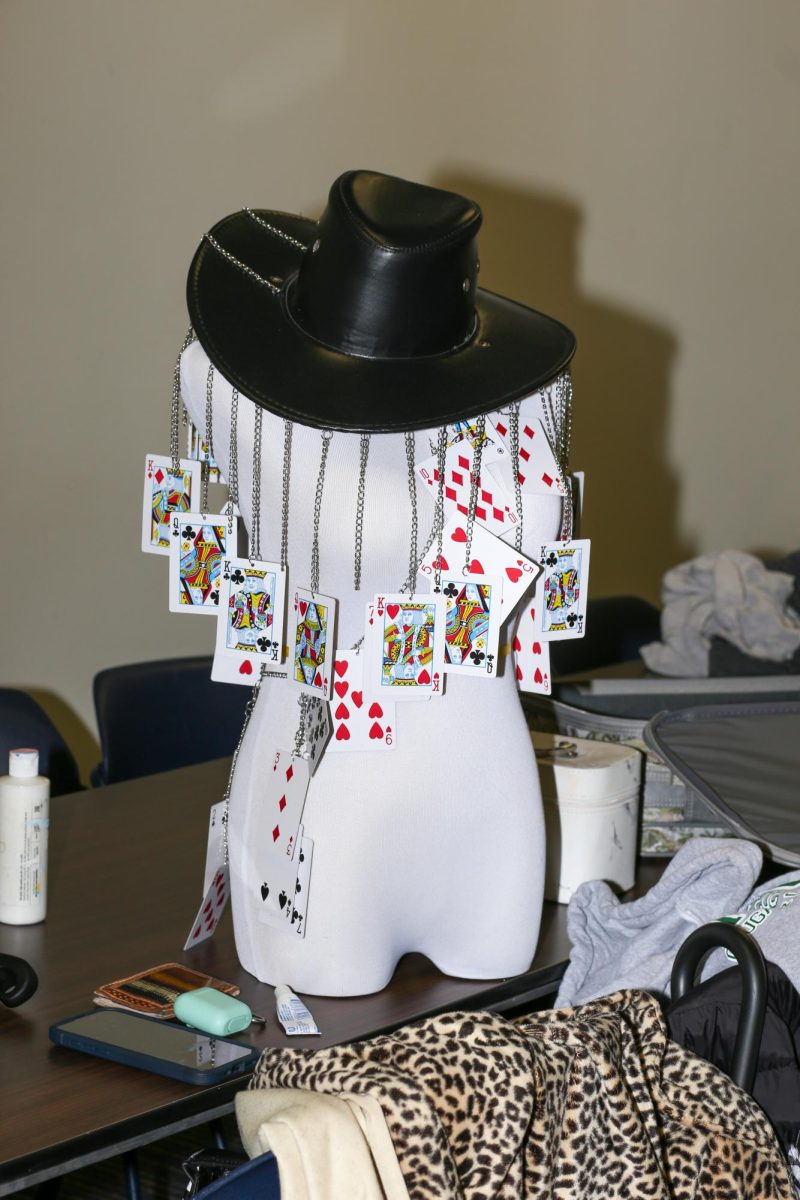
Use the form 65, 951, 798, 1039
141, 454, 201, 556
168, 512, 237, 614
364, 593, 446, 700
211, 556, 287, 685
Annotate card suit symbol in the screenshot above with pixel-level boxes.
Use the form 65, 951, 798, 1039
530, 606, 536, 620
532, 641, 542, 655
506, 567, 523, 583
279, 795, 286, 812
513, 635, 522, 652
335, 724, 351, 741
184, 525, 196, 539
432, 554, 449, 571
443, 582, 458, 598
495, 421, 507, 437
272, 824, 280, 842
239, 660, 253, 675
386, 603, 400, 620
314, 670, 323, 688
467, 558, 484, 574
209, 591, 219, 605
546, 552, 558, 567
298, 848, 305, 863
369, 722, 384, 740
351, 690, 363, 708
295, 879, 302, 894
260, 882, 269, 901
203, 902, 212, 915
334, 660, 348, 677
256, 636, 270, 652
534, 667, 543, 684
368, 702, 383, 718
286, 764, 293, 782
523, 424, 534, 439
299, 600, 308, 616
335, 702, 349, 720
154, 468, 165, 484
334, 681, 349, 698
231, 569, 245, 585
418, 669, 431, 685
567, 613, 577, 627
516, 664, 524, 681
193, 926, 201, 939
279, 891, 288, 910
470, 650, 485, 665
451, 526, 468, 543
542, 473, 554, 489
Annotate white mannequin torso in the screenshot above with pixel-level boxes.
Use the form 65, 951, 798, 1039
181, 340, 562, 996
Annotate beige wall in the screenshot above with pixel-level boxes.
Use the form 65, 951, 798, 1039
2, 0, 798, 777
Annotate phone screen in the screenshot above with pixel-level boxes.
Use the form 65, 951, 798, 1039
57, 1010, 254, 1072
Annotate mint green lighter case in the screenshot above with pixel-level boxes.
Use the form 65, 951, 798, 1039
173, 987, 252, 1036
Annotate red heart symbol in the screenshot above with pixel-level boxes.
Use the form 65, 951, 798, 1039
516, 664, 523, 681
313, 670, 322, 688
513, 635, 521, 652
431, 555, 448, 572
334, 680, 349, 698
506, 567, 522, 583
334, 660, 348, 677
532, 642, 542, 655
352, 690, 363, 708
368, 702, 383, 718
534, 668, 543, 684
335, 724, 350, 741
451, 526, 468, 543
299, 600, 308, 616
386, 603, 400, 619
239, 660, 253, 675
468, 558, 484, 574
369, 722, 383, 740
529, 606, 536, 620
418, 669, 431, 685
335, 702, 349, 719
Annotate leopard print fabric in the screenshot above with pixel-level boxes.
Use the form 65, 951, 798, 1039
249, 990, 794, 1199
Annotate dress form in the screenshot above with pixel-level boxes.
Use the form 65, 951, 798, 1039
181, 339, 563, 996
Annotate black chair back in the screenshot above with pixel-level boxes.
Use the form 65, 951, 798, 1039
0, 688, 83, 796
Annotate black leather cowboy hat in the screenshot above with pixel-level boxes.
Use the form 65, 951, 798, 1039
186, 170, 576, 433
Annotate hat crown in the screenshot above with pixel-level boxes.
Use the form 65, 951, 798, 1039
291, 171, 482, 360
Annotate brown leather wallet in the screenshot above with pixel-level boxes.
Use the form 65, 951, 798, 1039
93, 962, 240, 1019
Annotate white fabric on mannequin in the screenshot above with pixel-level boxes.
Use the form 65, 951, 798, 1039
181, 340, 563, 996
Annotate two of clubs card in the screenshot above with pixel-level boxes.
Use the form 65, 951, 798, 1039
254, 750, 313, 937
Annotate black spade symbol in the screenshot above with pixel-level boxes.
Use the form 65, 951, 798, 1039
279, 890, 288, 910
260, 882, 269, 901
295, 880, 302, 893
298, 849, 305, 863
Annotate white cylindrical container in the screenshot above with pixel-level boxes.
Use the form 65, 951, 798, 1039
0, 748, 49, 924
532, 731, 642, 904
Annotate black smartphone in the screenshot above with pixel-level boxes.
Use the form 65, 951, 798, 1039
49, 1008, 259, 1086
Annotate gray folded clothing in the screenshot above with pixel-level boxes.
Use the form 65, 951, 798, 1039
555, 837, 762, 1007
704, 868, 800, 994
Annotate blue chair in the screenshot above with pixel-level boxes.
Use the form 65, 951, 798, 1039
192, 1151, 280, 1198
91, 656, 251, 786
0, 688, 83, 795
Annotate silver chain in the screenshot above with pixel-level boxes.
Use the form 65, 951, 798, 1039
203, 233, 281, 293
243, 207, 309, 252
280, 420, 292, 572
507, 403, 524, 552
354, 433, 370, 591
250, 406, 263, 561
292, 694, 311, 757
463, 415, 485, 570
202, 363, 214, 512
170, 326, 196, 473
227, 388, 239, 537
403, 431, 419, 595
310, 430, 333, 594
432, 426, 448, 592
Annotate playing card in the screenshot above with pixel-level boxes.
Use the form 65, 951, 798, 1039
327, 653, 397, 752
427, 417, 507, 464
168, 512, 237, 614
183, 865, 229, 950
512, 600, 552, 694
288, 835, 313, 937
211, 556, 287, 685
417, 515, 540, 618
364, 593, 446, 700
537, 539, 591, 640
187, 422, 221, 482
490, 414, 565, 494
202, 801, 227, 896
434, 571, 503, 677
297, 698, 331, 774
416, 441, 520, 539
264, 749, 310, 862
290, 588, 336, 699
141, 453, 201, 556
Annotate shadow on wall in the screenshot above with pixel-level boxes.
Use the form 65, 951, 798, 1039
434, 170, 694, 602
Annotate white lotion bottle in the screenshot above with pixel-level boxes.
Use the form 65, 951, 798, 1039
0, 749, 49, 924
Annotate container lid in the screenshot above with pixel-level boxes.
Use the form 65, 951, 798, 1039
9, 748, 39, 778
532, 731, 641, 803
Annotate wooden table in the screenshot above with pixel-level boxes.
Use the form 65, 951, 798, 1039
0, 759, 663, 1194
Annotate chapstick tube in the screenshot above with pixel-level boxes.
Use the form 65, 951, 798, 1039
275, 985, 320, 1036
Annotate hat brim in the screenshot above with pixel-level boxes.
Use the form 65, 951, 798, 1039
187, 210, 576, 433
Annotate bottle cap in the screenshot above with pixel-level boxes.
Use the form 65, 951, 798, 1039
9, 749, 39, 778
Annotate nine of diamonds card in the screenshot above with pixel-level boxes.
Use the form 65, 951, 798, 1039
364, 593, 446, 700
168, 512, 237, 614
211, 556, 287, 685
